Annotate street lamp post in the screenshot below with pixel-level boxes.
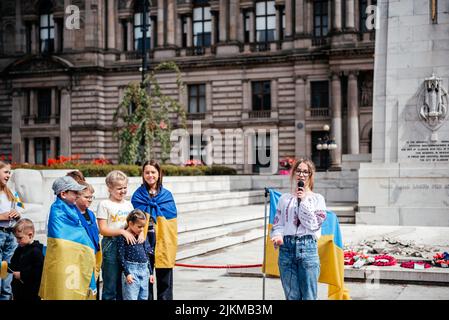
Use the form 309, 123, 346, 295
316, 124, 337, 171
140, 0, 150, 87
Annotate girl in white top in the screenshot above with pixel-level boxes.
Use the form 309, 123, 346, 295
97, 170, 141, 300
270, 158, 327, 300
0, 161, 23, 300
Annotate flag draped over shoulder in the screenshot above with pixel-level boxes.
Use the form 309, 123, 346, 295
263, 189, 351, 300
13, 191, 25, 209
131, 185, 178, 268
39, 197, 97, 300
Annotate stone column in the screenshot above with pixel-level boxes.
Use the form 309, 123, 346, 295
64, 0, 75, 50
219, 0, 228, 42
347, 72, 359, 154
187, 15, 193, 47
51, 88, 57, 125
50, 137, 57, 159
249, 10, 255, 43
31, 23, 38, 54
238, 11, 245, 42
60, 88, 71, 157
29, 90, 36, 125
176, 16, 183, 47
157, 0, 165, 46
295, 0, 304, 35
271, 79, 278, 118
229, 0, 239, 41
166, 0, 176, 45
333, 0, 342, 31
242, 79, 250, 119
29, 138, 35, 165
345, 0, 355, 30
306, 0, 313, 35
284, 0, 293, 39
127, 20, 133, 51
12, 91, 24, 163
117, 20, 124, 51
107, 0, 116, 49
331, 73, 342, 167
206, 82, 213, 122
295, 77, 306, 158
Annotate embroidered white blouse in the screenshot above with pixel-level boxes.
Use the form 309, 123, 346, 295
270, 192, 327, 240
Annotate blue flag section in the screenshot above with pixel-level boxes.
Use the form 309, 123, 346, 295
263, 189, 351, 300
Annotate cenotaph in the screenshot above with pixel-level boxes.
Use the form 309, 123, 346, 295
357, 0, 449, 226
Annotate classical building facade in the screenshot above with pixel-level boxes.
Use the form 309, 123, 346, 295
0, 0, 375, 173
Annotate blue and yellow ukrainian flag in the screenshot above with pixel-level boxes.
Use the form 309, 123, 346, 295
263, 189, 351, 300
132, 185, 178, 268
13, 191, 25, 209
39, 197, 97, 300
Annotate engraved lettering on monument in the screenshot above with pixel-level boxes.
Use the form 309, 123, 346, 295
401, 140, 449, 162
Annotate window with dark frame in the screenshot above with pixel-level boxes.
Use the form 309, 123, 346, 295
189, 135, 207, 162
36, 89, 52, 123
252, 81, 271, 111
253, 133, 271, 173
39, 1, 55, 53
134, 10, 151, 51
280, 6, 285, 40
193, 6, 212, 48
311, 81, 329, 109
35, 137, 51, 165
359, 0, 368, 32
188, 84, 206, 114
26, 22, 32, 54
255, 0, 276, 43
313, 0, 328, 37
182, 16, 188, 47
122, 21, 128, 51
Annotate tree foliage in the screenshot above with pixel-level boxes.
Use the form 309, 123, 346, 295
113, 61, 187, 164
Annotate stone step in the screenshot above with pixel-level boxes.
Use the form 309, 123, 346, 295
176, 227, 264, 261
178, 219, 264, 246
178, 204, 265, 233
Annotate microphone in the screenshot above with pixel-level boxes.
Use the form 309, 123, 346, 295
297, 180, 304, 207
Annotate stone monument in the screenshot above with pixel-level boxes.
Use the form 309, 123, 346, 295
357, 0, 449, 226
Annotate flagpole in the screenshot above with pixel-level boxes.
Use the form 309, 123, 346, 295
262, 187, 269, 300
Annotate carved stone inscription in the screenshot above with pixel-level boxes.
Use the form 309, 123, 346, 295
401, 140, 449, 162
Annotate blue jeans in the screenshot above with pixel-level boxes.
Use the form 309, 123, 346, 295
278, 235, 320, 300
101, 237, 122, 300
122, 262, 150, 300
0, 230, 17, 300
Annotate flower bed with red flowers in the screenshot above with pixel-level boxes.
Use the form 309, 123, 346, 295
400, 261, 432, 269
373, 255, 396, 266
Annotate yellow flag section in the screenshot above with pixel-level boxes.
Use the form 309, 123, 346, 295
263, 189, 351, 300
39, 197, 97, 300
0, 261, 7, 279
155, 216, 178, 268
39, 238, 96, 300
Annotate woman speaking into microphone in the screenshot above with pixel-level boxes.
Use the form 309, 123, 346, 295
270, 158, 327, 300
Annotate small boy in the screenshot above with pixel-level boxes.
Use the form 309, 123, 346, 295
9, 218, 44, 300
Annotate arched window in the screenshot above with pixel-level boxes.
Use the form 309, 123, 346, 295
134, 0, 151, 51
39, 0, 55, 53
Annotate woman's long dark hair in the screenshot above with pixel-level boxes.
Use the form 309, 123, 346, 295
142, 159, 163, 192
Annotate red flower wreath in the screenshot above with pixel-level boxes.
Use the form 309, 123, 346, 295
344, 251, 358, 265
373, 255, 397, 266
400, 261, 431, 269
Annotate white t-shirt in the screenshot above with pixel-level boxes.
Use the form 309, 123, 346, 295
96, 199, 134, 231
0, 191, 25, 228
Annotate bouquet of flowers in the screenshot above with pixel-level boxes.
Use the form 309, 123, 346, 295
433, 252, 449, 268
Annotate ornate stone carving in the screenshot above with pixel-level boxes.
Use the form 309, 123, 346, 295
418, 74, 448, 131
119, 0, 130, 10
8, 57, 69, 73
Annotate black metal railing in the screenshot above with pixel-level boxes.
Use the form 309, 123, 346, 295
249, 110, 271, 118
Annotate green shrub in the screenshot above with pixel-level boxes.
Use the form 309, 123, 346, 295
12, 163, 237, 176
